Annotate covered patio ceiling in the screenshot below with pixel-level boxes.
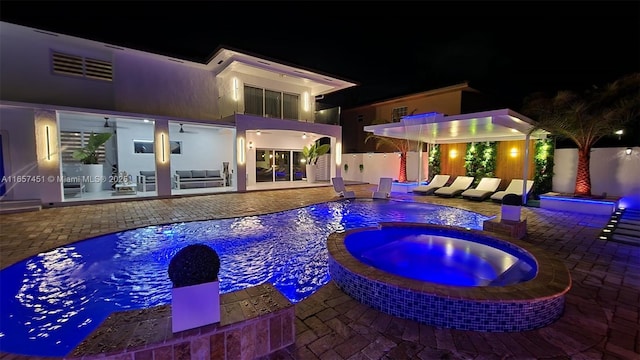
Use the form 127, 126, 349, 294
363, 109, 548, 144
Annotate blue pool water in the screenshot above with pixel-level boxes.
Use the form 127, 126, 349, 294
0, 199, 489, 357
345, 227, 536, 286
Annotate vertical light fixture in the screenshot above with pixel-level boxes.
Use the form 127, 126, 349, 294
161, 133, 166, 162
303, 92, 310, 112
238, 137, 245, 164
233, 78, 239, 101
336, 142, 342, 165
45, 125, 51, 160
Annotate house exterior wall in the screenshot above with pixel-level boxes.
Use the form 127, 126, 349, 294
113, 53, 218, 120
0, 24, 115, 110
0, 107, 40, 201
0, 22, 319, 124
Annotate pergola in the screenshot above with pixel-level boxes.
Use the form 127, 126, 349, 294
363, 109, 549, 204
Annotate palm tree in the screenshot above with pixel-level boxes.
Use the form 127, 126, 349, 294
521, 73, 640, 196
365, 127, 421, 183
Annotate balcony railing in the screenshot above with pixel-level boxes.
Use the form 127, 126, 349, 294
314, 103, 340, 125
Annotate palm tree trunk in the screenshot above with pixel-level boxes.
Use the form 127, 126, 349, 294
398, 153, 407, 183
574, 147, 591, 196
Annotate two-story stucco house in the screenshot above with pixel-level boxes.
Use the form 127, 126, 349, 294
0, 21, 356, 206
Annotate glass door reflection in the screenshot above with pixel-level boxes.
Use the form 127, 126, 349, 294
274, 151, 290, 182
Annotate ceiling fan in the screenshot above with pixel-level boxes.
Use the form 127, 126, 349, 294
177, 123, 198, 134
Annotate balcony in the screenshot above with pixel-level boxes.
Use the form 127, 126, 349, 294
314, 103, 340, 125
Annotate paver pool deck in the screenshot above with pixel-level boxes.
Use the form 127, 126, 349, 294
0, 184, 638, 359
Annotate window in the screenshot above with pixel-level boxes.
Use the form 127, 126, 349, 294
392, 106, 408, 122
244, 86, 263, 116
243, 85, 299, 120
60, 131, 107, 163
265, 90, 281, 118
52, 51, 113, 81
283, 93, 299, 120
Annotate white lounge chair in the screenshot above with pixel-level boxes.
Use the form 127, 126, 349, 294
372, 177, 393, 199
461, 177, 502, 201
332, 177, 355, 199
490, 179, 535, 202
434, 176, 475, 197
412, 174, 450, 195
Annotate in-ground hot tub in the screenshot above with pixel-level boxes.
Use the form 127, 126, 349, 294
327, 222, 571, 332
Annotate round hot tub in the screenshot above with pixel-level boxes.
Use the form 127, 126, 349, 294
327, 222, 571, 332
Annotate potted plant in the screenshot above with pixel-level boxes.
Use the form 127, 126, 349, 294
302, 142, 330, 183
72, 132, 112, 192
168, 243, 221, 332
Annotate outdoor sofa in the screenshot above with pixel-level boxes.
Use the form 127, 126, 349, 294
174, 170, 225, 189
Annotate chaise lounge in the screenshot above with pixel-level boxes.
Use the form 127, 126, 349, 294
412, 174, 450, 195
434, 176, 475, 197
490, 179, 535, 202
461, 177, 502, 201
372, 177, 393, 199
332, 177, 356, 199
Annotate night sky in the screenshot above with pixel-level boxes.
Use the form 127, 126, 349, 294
1, 1, 638, 110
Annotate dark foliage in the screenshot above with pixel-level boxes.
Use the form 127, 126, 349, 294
168, 244, 221, 288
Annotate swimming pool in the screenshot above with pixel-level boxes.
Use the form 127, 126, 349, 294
0, 199, 489, 357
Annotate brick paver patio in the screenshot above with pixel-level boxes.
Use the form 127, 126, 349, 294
1, 184, 638, 359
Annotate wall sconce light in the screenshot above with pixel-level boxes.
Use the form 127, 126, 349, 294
103, 117, 110, 128
303, 92, 310, 112
237, 137, 245, 164
302, 133, 307, 139
256, 130, 261, 136
161, 133, 166, 162
45, 125, 51, 160
233, 78, 239, 101
615, 129, 623, 140
510, 147, 518, 158
248, 141, 253, 149
449, 149, 458, 158
625, 147, 632, 156
179, 124, 185, 133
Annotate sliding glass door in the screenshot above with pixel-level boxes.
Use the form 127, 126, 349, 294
255, 149, 304, 182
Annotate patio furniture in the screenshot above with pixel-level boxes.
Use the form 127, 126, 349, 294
412, 174, 450, 195
461, 177, 502, 201
137, 171, 156, 192
372, 177, 393, 199
175, 170, 225, 189
332, 177, 355, 199
490, 179, 534, 202
434, 176, 475, 197
63, 174, 85, 196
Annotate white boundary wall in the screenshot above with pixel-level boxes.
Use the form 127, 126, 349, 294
342, 147, 640, 207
